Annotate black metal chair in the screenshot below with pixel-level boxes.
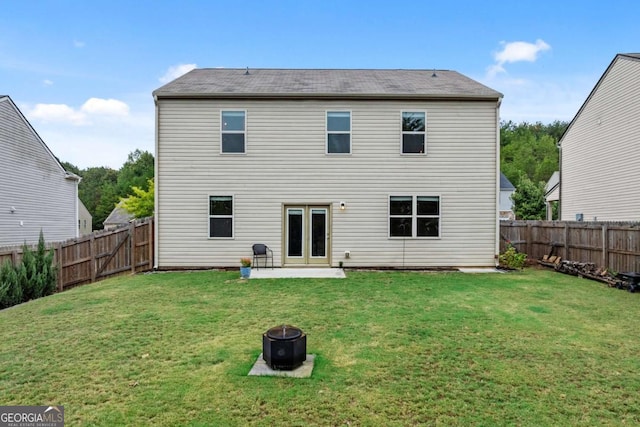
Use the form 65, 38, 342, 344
252, 244, 274, 269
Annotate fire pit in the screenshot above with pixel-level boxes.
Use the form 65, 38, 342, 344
262, 324, 306, 370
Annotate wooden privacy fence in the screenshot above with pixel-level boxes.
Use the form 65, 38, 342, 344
0, 217, 154, 292
500, 220, 640, 273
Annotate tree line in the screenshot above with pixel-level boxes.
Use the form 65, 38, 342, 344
62, 149, 154, 231
500, 120, 568, 220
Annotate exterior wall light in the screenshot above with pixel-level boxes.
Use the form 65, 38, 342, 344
339, 202, 346, 210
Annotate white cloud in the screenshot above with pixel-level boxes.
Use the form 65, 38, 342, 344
159, 63, 197, 83
73, 40, 85, 48
487, 39, 551, 77
43, 79, 53, 86
26, 97, 130, 126
81, 98, 129, 116
29, 103, 87, 125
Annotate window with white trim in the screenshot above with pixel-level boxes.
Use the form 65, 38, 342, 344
401, 111, 426, 154
209, 196, 233, 238
389, 195, 440, 237
221, 111, 246, 153
327, 111, 351, 154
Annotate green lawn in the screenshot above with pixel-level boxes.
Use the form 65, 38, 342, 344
1, 269, 639, 426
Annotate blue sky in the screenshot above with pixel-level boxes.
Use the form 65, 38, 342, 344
2, 0, 639, 169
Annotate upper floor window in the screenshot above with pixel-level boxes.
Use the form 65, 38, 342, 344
389, 195, 440, 238
401, 111, 426, 154
221, 111, 246, 153
327, 111, 351, 154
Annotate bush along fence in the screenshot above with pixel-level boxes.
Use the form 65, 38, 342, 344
500, 220, 640, 273
0, 217, 153, 303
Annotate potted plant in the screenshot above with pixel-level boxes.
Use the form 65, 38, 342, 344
240, 257, 252, 279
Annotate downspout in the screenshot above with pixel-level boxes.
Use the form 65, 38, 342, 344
153, 95, 159, 269
495, 97, 503, 266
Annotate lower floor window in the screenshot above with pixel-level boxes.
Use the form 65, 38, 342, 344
209, 195, 233, 238
389, 195, 440, 237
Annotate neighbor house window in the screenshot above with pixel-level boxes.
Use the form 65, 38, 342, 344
327, 111, 351, 154
401, 111, 426, 154
389, 195, 440, 237
221, 111, 246, 153
209, 196, 233, 238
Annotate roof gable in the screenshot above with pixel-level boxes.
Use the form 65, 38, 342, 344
559, 53, 640, 145
154, 68, 502, 100
0, 96, 80, 180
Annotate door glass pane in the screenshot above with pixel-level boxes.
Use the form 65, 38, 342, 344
311, 209, 326, 257
288, 209, 303, 257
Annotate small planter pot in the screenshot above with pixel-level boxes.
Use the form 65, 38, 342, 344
240, 266, 251, 279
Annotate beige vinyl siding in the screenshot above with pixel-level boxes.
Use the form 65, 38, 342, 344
156, 98, 498, 268
0, 98, 78, 246
561, 56, 640, 221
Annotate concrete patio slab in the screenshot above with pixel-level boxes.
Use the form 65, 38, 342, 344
458, 267, 503, 273
248, 353, 315, 378
249, 268, 345, 279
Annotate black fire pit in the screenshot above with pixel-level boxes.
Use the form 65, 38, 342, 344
263, 325, 306, 370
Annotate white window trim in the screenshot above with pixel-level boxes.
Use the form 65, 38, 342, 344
220, 110, 247, 155
388, 194, 441, 239
400, 110, 427, 156
208, 194, 235, 239
326, 110, 352, 155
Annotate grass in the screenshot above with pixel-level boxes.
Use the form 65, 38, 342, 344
1, 268, 639, 426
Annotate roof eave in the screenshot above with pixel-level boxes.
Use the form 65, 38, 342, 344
153, 92, 502, 102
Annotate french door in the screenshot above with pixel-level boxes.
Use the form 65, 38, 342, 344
283, 205, 330, 265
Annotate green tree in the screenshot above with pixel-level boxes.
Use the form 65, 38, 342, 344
511, 175, 546, 220
120, 178, 154, 218
77, 166, 119, 230
0, 261, 22, 309
117, 150, 155, 195
17, 231, 57, 301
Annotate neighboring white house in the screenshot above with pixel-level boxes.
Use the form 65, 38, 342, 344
559, 53, 640, 221
153, 68, 502, 268
0, 95, 81, 246
499, 173, 515, 221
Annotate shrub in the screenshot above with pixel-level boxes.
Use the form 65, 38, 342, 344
0, 261, 22, 309
499, 244, 527, 269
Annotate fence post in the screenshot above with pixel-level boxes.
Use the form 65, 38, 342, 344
148, 218, 154, 271
526, 222, 532, 256
130, 222, 136, 273
56, 242, 63, 292
602, 223, 609, 270
90, 234, 97, 283
564, 222, 569, 260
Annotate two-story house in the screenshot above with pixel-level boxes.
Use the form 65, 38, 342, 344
0, 95, 81, 246
559, 53, 640, 221
153, 69, 502, 268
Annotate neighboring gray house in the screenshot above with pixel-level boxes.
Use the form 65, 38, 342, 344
0, 95, 81, 246
559, 53, 640, 221
103, 202, 134, 230
499, 173, 515, 221
153, 68, 502, 269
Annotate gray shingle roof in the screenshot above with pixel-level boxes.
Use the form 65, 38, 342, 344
500, 173, 516, 191
153, 68, 502, 100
